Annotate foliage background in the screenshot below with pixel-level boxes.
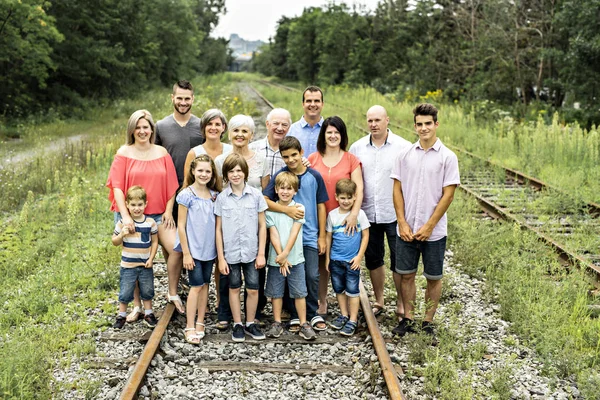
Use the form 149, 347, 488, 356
252, 0, 600, 127
0, 0, 232, 119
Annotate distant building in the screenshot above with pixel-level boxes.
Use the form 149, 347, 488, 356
228, 34, 264, 72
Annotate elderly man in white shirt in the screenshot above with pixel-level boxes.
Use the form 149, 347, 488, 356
349, 105, 411, 318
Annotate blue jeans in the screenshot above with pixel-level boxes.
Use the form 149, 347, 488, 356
329, 260, 360, 297
265, 263, 307, 299
188, 259, 214, 287
119, 266, 154, 303
287, 246, 319, 320
395, 236, 447, 280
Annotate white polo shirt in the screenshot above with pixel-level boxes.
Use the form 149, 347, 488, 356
349, 130, 411, 224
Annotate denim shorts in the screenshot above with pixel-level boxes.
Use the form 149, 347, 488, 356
395, 236, 447, 280
329, 260, 360, 297
114, 212, 162, 226
189, 259, 214, 287
228, 261, 259, 290
265, 263, 307, 299
119, 266, 154, 303
365, 221, 397, 271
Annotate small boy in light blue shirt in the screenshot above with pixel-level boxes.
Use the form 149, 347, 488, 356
326, 179, 370, 336
265, 172, 316, 341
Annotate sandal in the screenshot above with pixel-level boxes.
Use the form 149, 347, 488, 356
215, 320, 230, 331
288, 318, 300, 333
311, 315, 327, 332
184, 328, 201, 345
167, 294, 185, 314
372, 304, 385, 317
195, 322, 206, 340
126, 306, 143, 323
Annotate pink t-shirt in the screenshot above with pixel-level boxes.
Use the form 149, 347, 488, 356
106, 154, 179, 215
390, 139, 460, 241
308, 151, 361, 213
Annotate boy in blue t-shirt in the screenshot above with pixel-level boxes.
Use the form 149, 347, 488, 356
263, 136, 329, 332
326, 179, 370, 336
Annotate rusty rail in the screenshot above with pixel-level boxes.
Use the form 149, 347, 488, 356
119, 303, 175, 400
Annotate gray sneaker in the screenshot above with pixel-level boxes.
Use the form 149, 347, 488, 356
266, 322, 284, 338
299, 322, 317, 340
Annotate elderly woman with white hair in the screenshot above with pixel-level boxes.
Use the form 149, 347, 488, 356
214, 114, 270, 190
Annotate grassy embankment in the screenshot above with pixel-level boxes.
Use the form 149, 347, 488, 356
0, 74, 256, 398
249, 75, 600, 398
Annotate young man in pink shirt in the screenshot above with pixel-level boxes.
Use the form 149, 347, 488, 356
390, 103, 460, 339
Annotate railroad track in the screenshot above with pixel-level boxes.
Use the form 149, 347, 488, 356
255, 79, 600, 278
113, 85, 406, 399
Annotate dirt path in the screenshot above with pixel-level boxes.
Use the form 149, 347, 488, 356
236, 82, 272, 141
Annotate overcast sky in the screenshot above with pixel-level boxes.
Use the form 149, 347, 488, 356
213, 0, 382, 42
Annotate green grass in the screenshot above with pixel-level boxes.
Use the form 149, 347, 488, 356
0, 73, 256, 398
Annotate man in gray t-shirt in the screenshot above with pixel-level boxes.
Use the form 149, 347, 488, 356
156, 80, 205, 186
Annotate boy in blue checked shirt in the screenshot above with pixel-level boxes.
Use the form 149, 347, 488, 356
326, 179, 370, 336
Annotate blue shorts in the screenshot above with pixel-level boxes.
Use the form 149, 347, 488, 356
395, 236, 447, 280
114, 212, 162, 226
265, 263, 307, 299
365, 222, 397, 271
189, 259, 214, 287
119, 266, 154, 303
329, 260, 360, 298
228, 261, 259, 290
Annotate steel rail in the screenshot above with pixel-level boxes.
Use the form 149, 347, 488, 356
359, 282, 406, 400
459, 185, 600, 275
119, 303, 175, 400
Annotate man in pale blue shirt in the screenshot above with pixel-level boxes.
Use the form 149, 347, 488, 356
288, 86, 324, 157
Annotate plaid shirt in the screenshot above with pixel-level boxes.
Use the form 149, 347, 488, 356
250, 137, 286, 177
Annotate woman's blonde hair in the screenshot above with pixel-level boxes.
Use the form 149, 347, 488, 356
126, 109, 155, 145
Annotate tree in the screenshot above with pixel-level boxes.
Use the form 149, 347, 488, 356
0, 0, 62, 116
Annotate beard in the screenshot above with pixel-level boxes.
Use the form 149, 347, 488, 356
174, 102, 191, 115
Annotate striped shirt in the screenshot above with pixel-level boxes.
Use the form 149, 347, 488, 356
114, 217, 158, 268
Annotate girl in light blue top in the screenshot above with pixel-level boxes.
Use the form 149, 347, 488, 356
174, 154, 221, 344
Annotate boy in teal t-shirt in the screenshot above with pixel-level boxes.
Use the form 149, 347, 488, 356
265, 172, 316, 341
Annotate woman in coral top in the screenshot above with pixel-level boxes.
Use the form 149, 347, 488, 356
107, 109, 183, 318
307, 116, 364, 316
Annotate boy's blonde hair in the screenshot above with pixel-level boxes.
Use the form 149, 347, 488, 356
335, 179, 356, 197
222, 153, 249, 183
126, 185, 147, 203
275, 171, 299, 192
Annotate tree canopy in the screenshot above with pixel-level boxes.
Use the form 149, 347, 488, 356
0, 0, 231, 118
253, 0, 600, 126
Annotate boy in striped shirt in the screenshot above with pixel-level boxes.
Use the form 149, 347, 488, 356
112, 186, 159, 329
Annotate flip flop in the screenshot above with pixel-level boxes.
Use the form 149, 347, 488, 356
311, 315, 327, 331
288, 318, 301, 333
167, 294, 185, 314
372, 304, 385, 317
215, 320, 230, 331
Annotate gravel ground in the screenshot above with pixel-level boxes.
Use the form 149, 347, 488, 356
52, 248, 582, 399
